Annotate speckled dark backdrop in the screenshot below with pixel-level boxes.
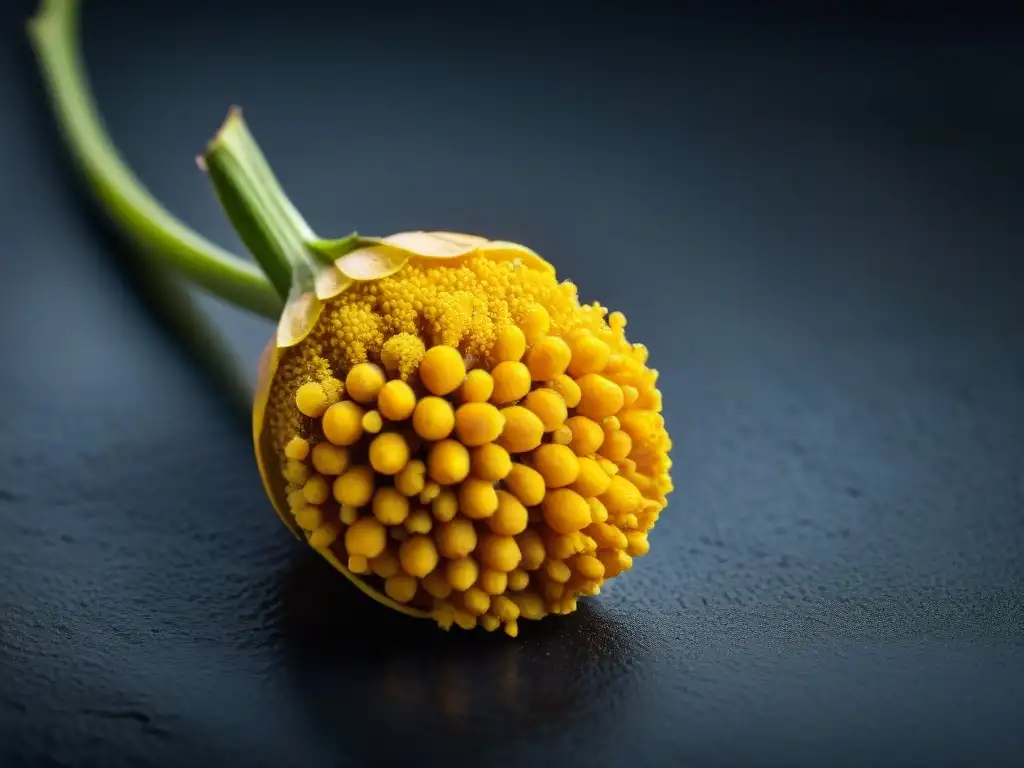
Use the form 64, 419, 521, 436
1, 2, 1022, 766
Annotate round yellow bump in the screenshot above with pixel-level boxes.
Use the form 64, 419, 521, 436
532, 443, 580, 488
526, 336, 572, 381
284, 459, 310, 486
572, 456, 613, 497
454, 402, 506, 447
344, 516, 387, 558
310, 443, 350, 476
339, 504, 359, 525
345, 363, 386, 404
361, 410, 384, 434
368, 432, 410, 475
515, 529, 546, 570
490, 361, 531, 404
405, 508, 433, 534
520, 305, 550, 344
544, 582, 565, 604
497, 406, 544, 453
393, 459, 426, 497
565, 415, 605, 456
372, 486, 410, 525
546, 534, 575, 560
370, 550, 400, 578
480, 614, 501, 632
385, 572, 418, 603
574, 553, 605, 581
626, 531, 650, 557
597, 457, 619, 477
287, 489, 306, 510
412, 396, 455, 441
427, 440, 471, 485
347, 555, 369, 574
322, 401, 365, 446
507, 568, 529, 591
600, 550, 633, 578
601, 475, 644, 516
510, 593, 544, 620
542, 489, 592, 534
471, 443, 512, 481
400, 534, 440, 578
377, 379, 417, 421
295, 505, 324, 531
333, 465, 375, 507
295, 381, 328, 418
587, 497, 609, 524
302, 474, 330, 505
436, 517, 478, 559
551, 425, 573, 445
549, 374, 581, 408
567, 333, 611, 377
458, 478, 499, 519
621, 385, 640, 408
575, 374, 625, 419
446, 556, 479, 591
588, 521, 628, 551
492, 324, 526, 363
419, 481, 442, 504
523, 388, 567, 432
419, 345, 466, 396
545, 559, 571, 584
503, 464, 547, 507
493, 595, 521, 622
463, 587, 491, 616
480, 569, 508, 595
421, 569, 452, 599
488, 490, 528, 536
308, 522, 341, 548
431, 489, 459, 523
460, 369, 494, 403
284, 437, 310, 460
599, 429, 632, 462
478, 534, 522, 573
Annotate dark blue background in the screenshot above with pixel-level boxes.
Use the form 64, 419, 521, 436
2, 2, 1022, 766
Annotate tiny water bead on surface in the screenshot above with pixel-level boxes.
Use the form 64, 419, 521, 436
258, 245, 671, 636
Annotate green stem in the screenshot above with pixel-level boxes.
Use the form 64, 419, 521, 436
201, 109, 320, 301
27, 0, 282, 319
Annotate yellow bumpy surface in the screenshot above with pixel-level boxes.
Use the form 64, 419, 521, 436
262, 251, 672, 635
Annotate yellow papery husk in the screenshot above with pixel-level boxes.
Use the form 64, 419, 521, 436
252, 232, 555, 620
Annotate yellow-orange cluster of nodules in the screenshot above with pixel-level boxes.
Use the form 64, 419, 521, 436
265, 256, 670, 636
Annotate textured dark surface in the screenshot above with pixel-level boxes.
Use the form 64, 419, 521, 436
2, 2, 1023, 766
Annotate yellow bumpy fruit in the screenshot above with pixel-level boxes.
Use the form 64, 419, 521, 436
252, 231, 672, 636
